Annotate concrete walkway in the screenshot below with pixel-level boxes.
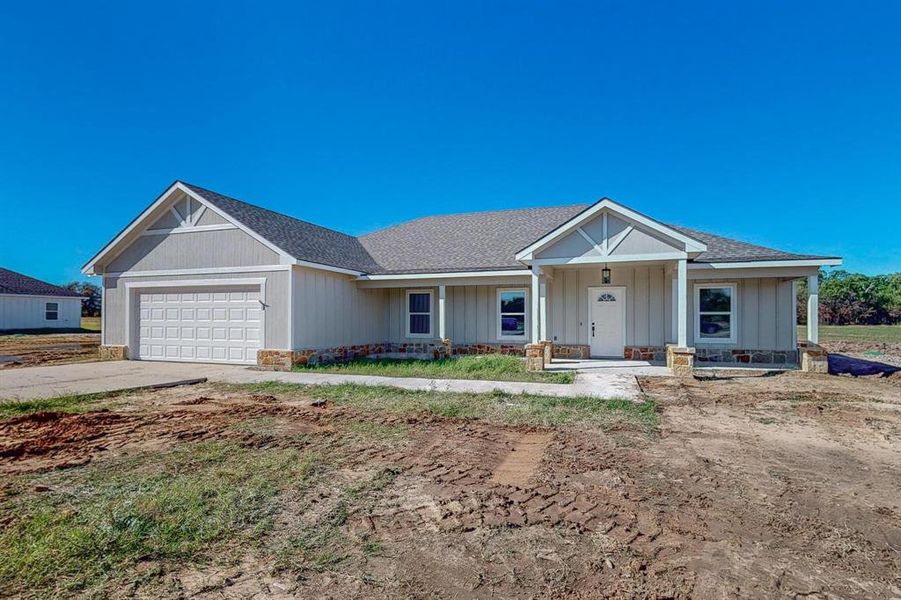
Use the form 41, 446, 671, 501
0, 360, 643, 402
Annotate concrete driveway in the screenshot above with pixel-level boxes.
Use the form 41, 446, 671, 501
0, 360, 644, 401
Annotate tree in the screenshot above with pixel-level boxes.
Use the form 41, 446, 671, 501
797, 270, 901, 326
65, 281, 102, 317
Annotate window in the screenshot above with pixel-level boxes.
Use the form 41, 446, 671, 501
45, 302, 59, 321
497, 289, 527, 340
695, 284, 736, 343
406, 290, 432, 337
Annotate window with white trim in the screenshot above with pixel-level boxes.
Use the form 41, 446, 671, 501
497, 289, 527, 340
45, 302, 59, 321
406, 290, 433, 337
694, 284, 736, 343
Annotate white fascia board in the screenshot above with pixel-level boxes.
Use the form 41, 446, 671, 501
514, 198, 707, 260
103, 265, 292, 278
531, 252, 688, 267
0, 293, 84, 300
82, 182, 300, 275
357, 269, 530, 281
293, 259, 365, 277
688, 258, 843, 269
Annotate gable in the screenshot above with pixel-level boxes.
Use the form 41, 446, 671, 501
534, 209, 685, 261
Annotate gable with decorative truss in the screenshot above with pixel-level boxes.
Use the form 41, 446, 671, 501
515, 198, 706, 265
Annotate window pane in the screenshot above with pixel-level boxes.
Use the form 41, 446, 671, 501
409, 314, 430, 335
408, 293, 430, 313
699, 288, 731, 312
501, 314, 525, 336
499, 291, 525, 313
699, 314, 731, 339
46, 302, 58, 311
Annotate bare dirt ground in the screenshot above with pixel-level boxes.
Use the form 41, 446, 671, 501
821, 340, 901, 370
1, 373, 900, 598
0, 333, 100, 369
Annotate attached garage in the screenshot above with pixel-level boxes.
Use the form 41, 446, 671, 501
135, 285, 263, 364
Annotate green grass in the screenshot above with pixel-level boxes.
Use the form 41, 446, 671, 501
217, 381, 658, 433
0, 390, 128, 419
798, 324, 901, 344
294, 353, 575, 384
0, 441, 320, 596
81, 316, 101, 331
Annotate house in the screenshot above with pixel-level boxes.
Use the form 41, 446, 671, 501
0, 267, 83, 331
83, 181, 840, 373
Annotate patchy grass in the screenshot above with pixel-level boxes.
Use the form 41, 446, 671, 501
798, 324, 901, 344
215, 381, 657, 434
81, 317, 101, 331
0, 441, 320, 596
0, 389, 128, 419
293, 354, 575, 384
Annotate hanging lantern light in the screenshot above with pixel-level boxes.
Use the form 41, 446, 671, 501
602, 264, 611, 284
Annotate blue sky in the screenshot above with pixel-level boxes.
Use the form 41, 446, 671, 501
1, 1, 899, 284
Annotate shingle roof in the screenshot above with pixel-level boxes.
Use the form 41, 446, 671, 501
0, 268, 82, 297
179, 182, 836, 274
183, 183, 381, 273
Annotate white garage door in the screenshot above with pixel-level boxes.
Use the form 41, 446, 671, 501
137, 287, 263, 364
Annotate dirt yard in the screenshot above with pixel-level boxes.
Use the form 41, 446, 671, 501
1, 374, 899, 598
0, 333, 100, 369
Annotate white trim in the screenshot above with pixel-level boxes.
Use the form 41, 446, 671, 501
587, 286, 627, 358
438, 285, 446, 340
576, 227, 604, 255
44, 301, 59, 321
791, 279, 798, 349
689, 259, 842, 269
405, 289, 434, 338
496, 287, 529, 342
515, 198, 707, 261
294, 259, 364, 276
358, 269, 529, 281
807, 275, 819, 344
530, 266, 540, 343
693, 282, 738, 345
192, 204, 207, 225
532, 252, 688, 267
140, 223, 239, 236
105, 265, 291, 278
606, 225, 634, 255
677, 259, 687, 347
123, 277, 268, 356
169, 205, 186, 226
288, 266, 295, 349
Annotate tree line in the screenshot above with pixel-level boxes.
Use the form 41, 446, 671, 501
798, 270, 901, 325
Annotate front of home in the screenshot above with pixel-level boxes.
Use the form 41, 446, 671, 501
83, 181, 840, 373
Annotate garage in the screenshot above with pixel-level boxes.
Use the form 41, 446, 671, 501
136, 286, 263, 364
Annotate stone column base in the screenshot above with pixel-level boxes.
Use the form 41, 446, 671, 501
666, 345, 696, 377
441, 338, 453, 359
99, 345, 128, 361
257, 349, 295, 371
540, 340, 553, 365
525, 343, 545, 372
798, 342, 829, 374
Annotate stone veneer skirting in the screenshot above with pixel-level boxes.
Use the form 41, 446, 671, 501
99, 345, 128, 361
257, 341, 592, 369
694, 348, 799, 365
623, 346, 667, 362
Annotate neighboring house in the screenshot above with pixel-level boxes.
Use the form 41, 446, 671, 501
83, 181, 840, 372
0, 267, 83, 331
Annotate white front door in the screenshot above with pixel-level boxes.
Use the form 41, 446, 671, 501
588, 286, 625, 358
137, 287, 263, 364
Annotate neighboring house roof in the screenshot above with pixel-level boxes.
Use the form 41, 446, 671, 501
0, 267, 82, 297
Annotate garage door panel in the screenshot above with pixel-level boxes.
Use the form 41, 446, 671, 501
137, 285, 262, 365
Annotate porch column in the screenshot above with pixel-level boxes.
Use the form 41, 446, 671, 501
807, 274, 819, 344
677, 258, 688, 347
438, 284, 447, 340
531, 265, 540, 343
539, 277, 548, 342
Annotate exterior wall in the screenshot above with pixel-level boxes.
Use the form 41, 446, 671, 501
547, 266, 668, 347
292, 266, 387, 349
0, 295, 82, 330
547, 267, 797, 352
102, 269, 291, 351
535, 211, 681, 260
686, 276, 796, 351
384, 284, 532, 345
106, 228, 280, 272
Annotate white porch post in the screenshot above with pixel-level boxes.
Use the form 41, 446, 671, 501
539, 277, 548, 341
677, 258, 688, 347
438, 284, 447, 340
531, 265, 540, 343
807, 274, 819, 344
